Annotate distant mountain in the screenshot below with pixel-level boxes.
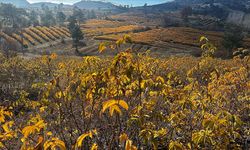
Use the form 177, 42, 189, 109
0, 0, 29, 7
108, 0, 172, 6
145, 0, 250, 29
174, 0, 249, 11
73, 0, 118, 10
145, 0, 250, 14
29, 2, 72, 8
30, 2, 59, 8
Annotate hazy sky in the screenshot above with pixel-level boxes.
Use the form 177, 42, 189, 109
27, 0, 171, 6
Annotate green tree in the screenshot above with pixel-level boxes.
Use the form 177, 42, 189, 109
87, 10, 97, 19
41, 6, 56, 26
72, 7, 86, 22
0, 3, 27, 28
56, 11, 66, 26
222, 24, 244, 58
28, 10, 39, 26
68, 16, 84, 55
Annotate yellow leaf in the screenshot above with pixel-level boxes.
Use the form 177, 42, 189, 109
2, 121, 14, 132
0, 142, 4, 148
22, 119, 46, 138
86, 89, 93, 101
149, 91, 158, 97
98, 43, 107, 53
119, 133, 128, 143
125, 140, 132, 150
169, 140, 184, 150
22, 126, 37, 138
109, 105, 121, 116
123, 34, 132, 43
34, 136, 44, 150
156, 76, 165, 83
102, 100, 117, 113
118, 100, 129, 110
55, 91, 62, 99
39, 106, 46, 113
116, 39, 125, 47
91, 143, 98, 150
0, 107, 13, 123
131, 146, 137, 150
44, 138, 66, 150
47, 131, 53, 136
76, 133, 89, 147
200, 36, 208, 42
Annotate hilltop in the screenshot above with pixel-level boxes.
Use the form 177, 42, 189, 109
0, 0, 119, 10
73, 0, 118, 10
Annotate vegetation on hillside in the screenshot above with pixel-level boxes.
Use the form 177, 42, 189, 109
0, 36, 249, 149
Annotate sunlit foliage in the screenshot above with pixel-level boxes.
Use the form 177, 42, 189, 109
0, 36, 249, 149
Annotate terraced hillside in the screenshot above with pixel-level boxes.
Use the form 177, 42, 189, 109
0, 26, 71, 48
80, 19, 250, 56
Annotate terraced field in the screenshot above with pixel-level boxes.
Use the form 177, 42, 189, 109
0, 26, 71, 48
95, 27, 223, 46
81, 19, 129, 28
2, 18, 249, 57
95, 27, 250, 54
80, 20, 209, 56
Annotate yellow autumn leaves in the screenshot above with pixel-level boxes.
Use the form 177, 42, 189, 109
0, 107, 12, 123
102, 99, 129, 116
76, 129, 97, 149
98, 35, 132, 53
0, 107, 15, 147
44, 138, 66, 150
0, 35, 249, 149
119, 133, 137, 150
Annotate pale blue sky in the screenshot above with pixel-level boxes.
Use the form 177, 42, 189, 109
27, 0, 172, 6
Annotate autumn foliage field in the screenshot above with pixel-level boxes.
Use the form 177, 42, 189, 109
0, 36, 249, 149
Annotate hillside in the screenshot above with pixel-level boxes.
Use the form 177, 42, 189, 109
148, 0, 250, 12
108, 0, 172, 6
0, 0, 29, 7
73, 0, 118, 10
29, 2, 72, 8
29, 2, 58, 8
126, 0, 250, 30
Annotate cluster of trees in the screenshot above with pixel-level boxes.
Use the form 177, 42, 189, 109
36, 5, 97, 27
0, 3, 29, 28
0, 3, 97, 29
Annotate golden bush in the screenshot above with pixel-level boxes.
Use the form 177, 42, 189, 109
0, 37, 249, 149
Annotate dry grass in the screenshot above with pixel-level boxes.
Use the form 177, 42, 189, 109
82, 19, 128, 28
95, 27, 250, 48
83, 25, 146, 36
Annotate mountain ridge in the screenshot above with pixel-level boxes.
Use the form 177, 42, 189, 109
73, 1, 117, 10
0, 0, 29, 7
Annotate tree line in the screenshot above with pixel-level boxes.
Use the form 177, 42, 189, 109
0, 3, 97, 29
